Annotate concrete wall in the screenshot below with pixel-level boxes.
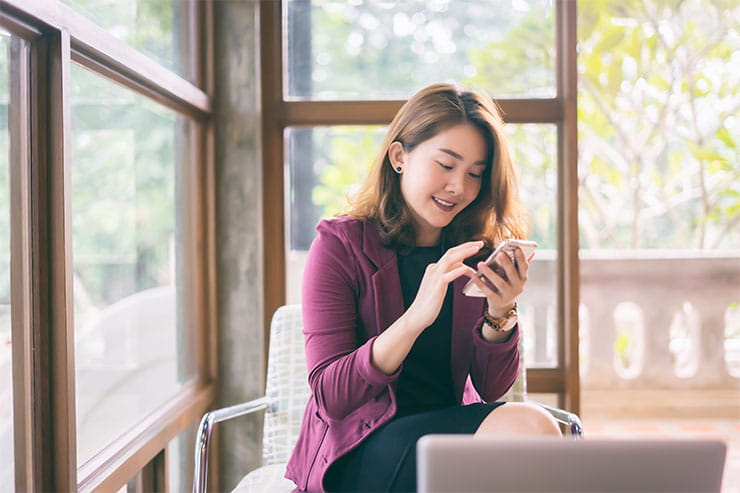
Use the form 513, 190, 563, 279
213, 1, 265, 490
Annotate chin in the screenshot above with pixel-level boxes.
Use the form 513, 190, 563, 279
426, 215, 455, 229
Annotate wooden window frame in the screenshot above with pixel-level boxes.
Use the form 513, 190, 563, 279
260, 0, 580, 412
0, 0, 218, 490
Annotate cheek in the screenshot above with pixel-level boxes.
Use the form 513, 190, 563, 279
467, 180, 483, 200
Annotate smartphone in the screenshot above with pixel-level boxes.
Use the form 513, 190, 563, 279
462, 239, 538, 297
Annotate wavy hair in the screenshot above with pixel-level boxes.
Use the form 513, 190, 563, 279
346, 83, 527, 250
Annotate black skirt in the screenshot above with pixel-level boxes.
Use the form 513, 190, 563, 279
323, 402, 505, 493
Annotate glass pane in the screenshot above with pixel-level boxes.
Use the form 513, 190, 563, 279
0, 30, 13, 490
60, 0, 192, 81
285, 0, 555, 100
285, 124, 558, 368
285, 125, 386, 304
507, 124, 557, 368
578, 0, 740, 422
71, 64, 195, 464
167, 421, 197, 492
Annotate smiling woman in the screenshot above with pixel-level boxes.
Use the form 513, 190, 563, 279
285, 83, 560, 493
389, 124, 487, 245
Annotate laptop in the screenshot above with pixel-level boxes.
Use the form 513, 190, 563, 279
417, 435, 727, 492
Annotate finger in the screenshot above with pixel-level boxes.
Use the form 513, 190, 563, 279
477, 260, 509, 287
442, 264, 474, 283
477, 260, 523, 301
476, 261, 508, 293
468, 272, 505, 301
438, 241, 484, 266
494, 249, 521, 283
512, 247, 530, 279
461, 265, 479, 279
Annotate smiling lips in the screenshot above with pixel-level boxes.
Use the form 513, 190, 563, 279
432, 195, 456, 212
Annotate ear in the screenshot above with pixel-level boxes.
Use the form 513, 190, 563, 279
388, 141, 405, 171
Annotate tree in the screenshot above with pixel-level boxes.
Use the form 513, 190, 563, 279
576, 0, 740, 249
305, 0, 740, 251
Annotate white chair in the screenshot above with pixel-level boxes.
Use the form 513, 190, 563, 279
192, 304, 583, 493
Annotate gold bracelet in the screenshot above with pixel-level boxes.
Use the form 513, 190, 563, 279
483, 302, 518, 332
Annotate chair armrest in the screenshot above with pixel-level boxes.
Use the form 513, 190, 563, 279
193, 396, 272, 493
528, 399, 584, 438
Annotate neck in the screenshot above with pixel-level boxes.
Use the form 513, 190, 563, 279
416, 228, 442, 247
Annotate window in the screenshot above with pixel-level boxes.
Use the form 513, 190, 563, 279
0, 28, 14, 490
60, 0, 194, 80
70, 63, 196, 464
576, 0, 740, 419
0, 1, 214, 490
269, 0, 579, 408
285, 0, 556, 100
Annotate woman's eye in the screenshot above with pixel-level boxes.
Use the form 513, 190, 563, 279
437, 161, 453, 170
468, 172, 482, 179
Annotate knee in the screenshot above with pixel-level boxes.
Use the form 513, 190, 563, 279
474, 402, 562, 437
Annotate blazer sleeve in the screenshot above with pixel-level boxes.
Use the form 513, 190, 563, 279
468, 318, 520, 402
301, 225, 399, 421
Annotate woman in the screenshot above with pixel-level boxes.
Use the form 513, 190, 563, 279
286, 83, 560, 493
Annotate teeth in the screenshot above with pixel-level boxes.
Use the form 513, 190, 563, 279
434, 197, 454, 207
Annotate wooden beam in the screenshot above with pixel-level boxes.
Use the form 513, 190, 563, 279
527, 369, 566, 394
45, 28, 77, 492
556, 0, 581, 415
261, 0, 285, 365
0, 0, 210, 117
282, 99, 562, 126
77, 383, 215, 492
9, 34, 36, 493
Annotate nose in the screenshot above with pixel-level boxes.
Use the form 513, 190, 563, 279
445, 170, 465, 195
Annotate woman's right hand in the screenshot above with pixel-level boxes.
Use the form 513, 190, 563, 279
404, 240, 484, 331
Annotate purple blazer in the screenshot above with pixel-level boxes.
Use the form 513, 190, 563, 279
285, 217, 520, 492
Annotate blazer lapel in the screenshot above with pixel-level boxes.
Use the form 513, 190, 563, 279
363, 223, 404, 337
451, 277, 486, 401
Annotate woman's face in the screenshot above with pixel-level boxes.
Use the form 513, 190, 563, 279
390, 123, 488, 246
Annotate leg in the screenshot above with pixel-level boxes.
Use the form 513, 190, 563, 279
474, 402, 562, 437
325, 404, 502, 492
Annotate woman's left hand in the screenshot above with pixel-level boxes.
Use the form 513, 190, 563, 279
465, 246, 532, 318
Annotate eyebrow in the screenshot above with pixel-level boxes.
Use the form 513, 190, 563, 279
438, 148, 487, 166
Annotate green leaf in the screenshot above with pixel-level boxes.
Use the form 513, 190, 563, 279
607, 60, 622, 94
716, 127, 736, 149
724, 202, 740, 216
598, 25, 627, 53
648, 75, 670, 91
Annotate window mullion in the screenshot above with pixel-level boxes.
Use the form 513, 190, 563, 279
40, 28, 77, 491
555, 0, 580, 414
8, 33, 35, 493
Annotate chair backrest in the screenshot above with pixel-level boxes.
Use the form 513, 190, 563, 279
262, 305, 312, 465
260, 304, 526, 465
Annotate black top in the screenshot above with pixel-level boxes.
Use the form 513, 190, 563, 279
394, 245, 457, 417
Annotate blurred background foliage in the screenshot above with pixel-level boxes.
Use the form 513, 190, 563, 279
576, 0, 739, 249
291, 0, 739, 250
2, 0, 738, 312
69, 63, 179, 312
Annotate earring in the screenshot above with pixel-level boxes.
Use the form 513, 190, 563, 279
395, 166, 402, 172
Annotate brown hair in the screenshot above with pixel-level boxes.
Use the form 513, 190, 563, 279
347, 83, 527, 249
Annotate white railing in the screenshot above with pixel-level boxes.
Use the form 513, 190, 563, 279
525, 250, 740, 391
290, 249, 740, 392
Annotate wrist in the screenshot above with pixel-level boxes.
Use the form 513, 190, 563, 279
487, 302, 517, 319
483, 302, 518, 332
399, 309, 426, 337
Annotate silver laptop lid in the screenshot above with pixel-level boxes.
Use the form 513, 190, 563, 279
417, 435, 727, 493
